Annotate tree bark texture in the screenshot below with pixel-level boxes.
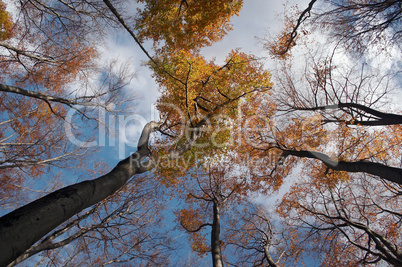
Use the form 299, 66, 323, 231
283, 149, 402, 185
302, 103, 402, 126
0, 122, 160, 266
211, 201, 224, 267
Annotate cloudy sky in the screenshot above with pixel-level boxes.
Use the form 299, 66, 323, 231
5, 0, 401, 265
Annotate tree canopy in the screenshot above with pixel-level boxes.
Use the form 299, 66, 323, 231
0, 0, 401, 266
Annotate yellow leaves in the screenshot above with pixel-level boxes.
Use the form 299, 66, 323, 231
151, 49, 273, 184
0, 0, 13, 41
154, 49, 272, 128
277, 113, 327, 150
136, 0, 243, 52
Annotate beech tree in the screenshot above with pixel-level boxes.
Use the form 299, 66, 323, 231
263, 48, 402, 185
0, 0, 135, 211
0, 0, 276, 265
0, 0, 401, 265
262, 1, 402, 264
175, 157, 276, 267
226, 203, 287, 266
176, 165, 232, 267
8, 172, 172, 266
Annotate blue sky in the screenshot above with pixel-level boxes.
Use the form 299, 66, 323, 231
3, 0, 401, 265
67, 1, 316, 265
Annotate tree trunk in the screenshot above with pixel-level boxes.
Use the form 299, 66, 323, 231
302, 103, 402, 126
282, 149, 402, 185
263, 245, 277, 267
211, 201, 224, 267
0, 122, 160, 266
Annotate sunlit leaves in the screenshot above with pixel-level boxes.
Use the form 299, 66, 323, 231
0, 0, 13, 41
151, 49, 272, 186
135, 0, 243, 52
153, 49, 272, 126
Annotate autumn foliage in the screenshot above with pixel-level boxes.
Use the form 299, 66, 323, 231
0, 0, 401, 266
135, 0, 243, 52
0, 0, 13, 41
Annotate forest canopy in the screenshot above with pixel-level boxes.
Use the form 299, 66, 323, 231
0, 0, 401, 266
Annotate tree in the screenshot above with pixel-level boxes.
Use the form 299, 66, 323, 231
1, 0, 401, 265
8, 172, 172, 266
249, 43, 402, 187
175, 156, 278, 267
262, 15, 401, 260
313, 0, 402, 55
176, 165, 230, 267
268, 0, 402, 57
278, 173, 402, 265
0, 0, 13, 41
0, 0, 274, 265
227, 203, 286, 266
0, 0, 135, 211
134, 0, 243, 52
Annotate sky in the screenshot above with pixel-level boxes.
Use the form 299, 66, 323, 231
4, 0, 401, 265
69, 1, 315, 265
89, 1, 317, 265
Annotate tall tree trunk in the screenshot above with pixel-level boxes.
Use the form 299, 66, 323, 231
211, 201, 224, 267
0, 122, 160, 266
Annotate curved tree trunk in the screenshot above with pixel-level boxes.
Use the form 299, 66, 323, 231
263, 245, 278, 267
0, 122, 160, 266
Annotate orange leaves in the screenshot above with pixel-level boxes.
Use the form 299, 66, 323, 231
136, 0, 243, 52
276, 113, 328, 150
8, 44, 98, 93
178, 208, 204, 232
190, 232, 210, 256
0, 0, 99, 93
176, 207, 210, 255
277, 174, 402, 265
265, 5, 301, 59
0, 0, 13, 41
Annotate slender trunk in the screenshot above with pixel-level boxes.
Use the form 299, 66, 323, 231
0, 122, 159, 266
211, 201, 223, 267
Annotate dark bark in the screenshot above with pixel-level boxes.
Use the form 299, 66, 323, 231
282, 149, 402, 185
276, 0, 318, 56
211, 201, 224, 267
0, 42, 58, 63
297, 102, 402, 126
0, 121, 160, 266
0, 83, 98, 117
